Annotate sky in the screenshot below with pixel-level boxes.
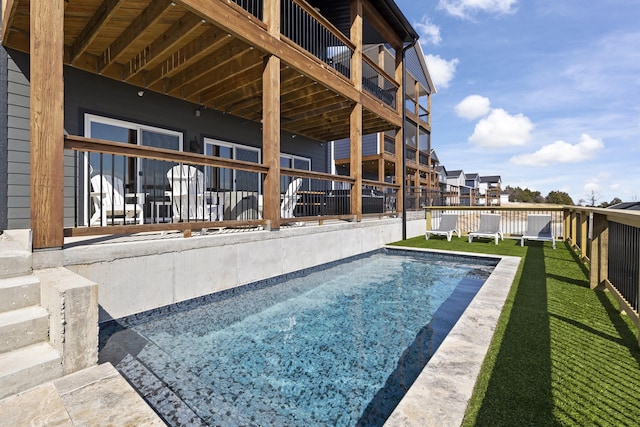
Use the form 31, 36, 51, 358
395, 0, 640, 205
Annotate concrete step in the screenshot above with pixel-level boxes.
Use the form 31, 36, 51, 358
0, 238, 31, 279
0, 306, 49, 354
0, 342, 62, 400
0, 275, 41, 313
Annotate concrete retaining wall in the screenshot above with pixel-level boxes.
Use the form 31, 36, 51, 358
42, 218, 424, 321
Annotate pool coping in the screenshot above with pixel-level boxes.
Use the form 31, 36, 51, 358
382, 246, 521, 427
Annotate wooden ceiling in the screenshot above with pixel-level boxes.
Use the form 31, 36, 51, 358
2, 0, 400, 142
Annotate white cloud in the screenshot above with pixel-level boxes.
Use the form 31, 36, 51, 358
469, 108, 534, 148
510, 134, 604, 166
438, 0, 519, 19
424, 55, 459, 89
455, 95, 491, 120
414, 16, 441, 46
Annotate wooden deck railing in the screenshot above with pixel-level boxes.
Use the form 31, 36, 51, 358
564, 206, 640, 344
425, 205, 640, 345
63, 135, 399, 235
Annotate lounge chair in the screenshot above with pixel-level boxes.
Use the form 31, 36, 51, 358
90, 174, 145, 226
166, 165, 220, 222
468, 213, 504, 245
281, 178, 302, 219
521, 214, 556, 249
425, 213, 460, 241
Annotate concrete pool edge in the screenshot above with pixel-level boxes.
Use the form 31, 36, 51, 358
382, 246, 521, 427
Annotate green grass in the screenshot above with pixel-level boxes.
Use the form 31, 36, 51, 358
390, 235, 640, 426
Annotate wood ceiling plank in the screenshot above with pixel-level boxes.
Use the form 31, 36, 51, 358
177, 47, 261, 99
162, 41, 250, 95
97, 0, 173, 74
123, 12, 205, 82
69, 0, 126, 65
141, 26, 229, 88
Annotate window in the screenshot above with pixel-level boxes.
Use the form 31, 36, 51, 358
280, 153, 311, 191
84, 114, 183, 224
203, 138, 261, 192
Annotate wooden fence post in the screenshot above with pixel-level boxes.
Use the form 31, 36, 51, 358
589, 213, 609, 289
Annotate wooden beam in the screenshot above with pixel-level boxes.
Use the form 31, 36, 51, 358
175, 0, 360, 103
31, 0, 65, 249
362, 0, 402, 50
1, 0, 18, 47
123, 13, 206, 82
97, 0, 173, 75
69, 0, 126, 65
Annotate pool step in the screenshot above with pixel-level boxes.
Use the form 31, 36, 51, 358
0, 342, 62, 400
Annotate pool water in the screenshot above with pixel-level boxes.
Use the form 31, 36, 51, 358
99, 249, 496, 426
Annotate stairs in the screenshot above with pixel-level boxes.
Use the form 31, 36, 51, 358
0, 237, 63, 400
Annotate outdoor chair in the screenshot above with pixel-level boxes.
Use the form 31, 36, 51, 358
521, 214, 556, 249
468, 213, 504, 245
90, 174, 145, 226
425, 213, 460, 241
166, 165, 220, 222
281, 178, 302, 219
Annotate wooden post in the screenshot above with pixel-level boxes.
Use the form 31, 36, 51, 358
350, 0, 363, 221
563, 208, 570, 242
262, 0, 281, 229
425, 208, 432, 232
571, 211, 577, 248
589, 213, 608, 289
580, 210, 588, 260
31, 0, 65, 249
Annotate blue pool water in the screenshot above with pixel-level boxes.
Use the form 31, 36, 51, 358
99, 249, 496, 426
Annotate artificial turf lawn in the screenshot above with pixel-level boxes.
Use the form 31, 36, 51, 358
390, 236, 640, 426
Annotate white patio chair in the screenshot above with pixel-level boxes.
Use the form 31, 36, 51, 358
166, 165, 220, 222
521, 214, 556, 249
425, 213, 460, 242
281, 178, 302, 219
90, 174, 144, 226
468, 213, 504, 245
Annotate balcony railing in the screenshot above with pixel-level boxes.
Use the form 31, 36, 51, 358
64, 135, 399, 235
362, 56, 398, 108
231, 0, 263, 19
281, 0, 354, 79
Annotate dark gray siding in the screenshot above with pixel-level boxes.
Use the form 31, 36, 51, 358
405, 47, 430, 92
333, 133, 378, 160
4, 49, 327, 230
0, 46, 7, 230
6, 51, 31, 229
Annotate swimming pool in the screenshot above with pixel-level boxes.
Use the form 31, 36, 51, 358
99, 248, 497, 426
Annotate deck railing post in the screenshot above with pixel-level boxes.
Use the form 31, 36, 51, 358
589, 213, 609, 289
580, 209, 588, 260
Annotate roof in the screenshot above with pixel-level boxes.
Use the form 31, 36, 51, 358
480, 175, 502, 183
608, 202, 640, 211
309, 0, 418, 46
466, 173, 479, 180
446, 170, 464, 178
